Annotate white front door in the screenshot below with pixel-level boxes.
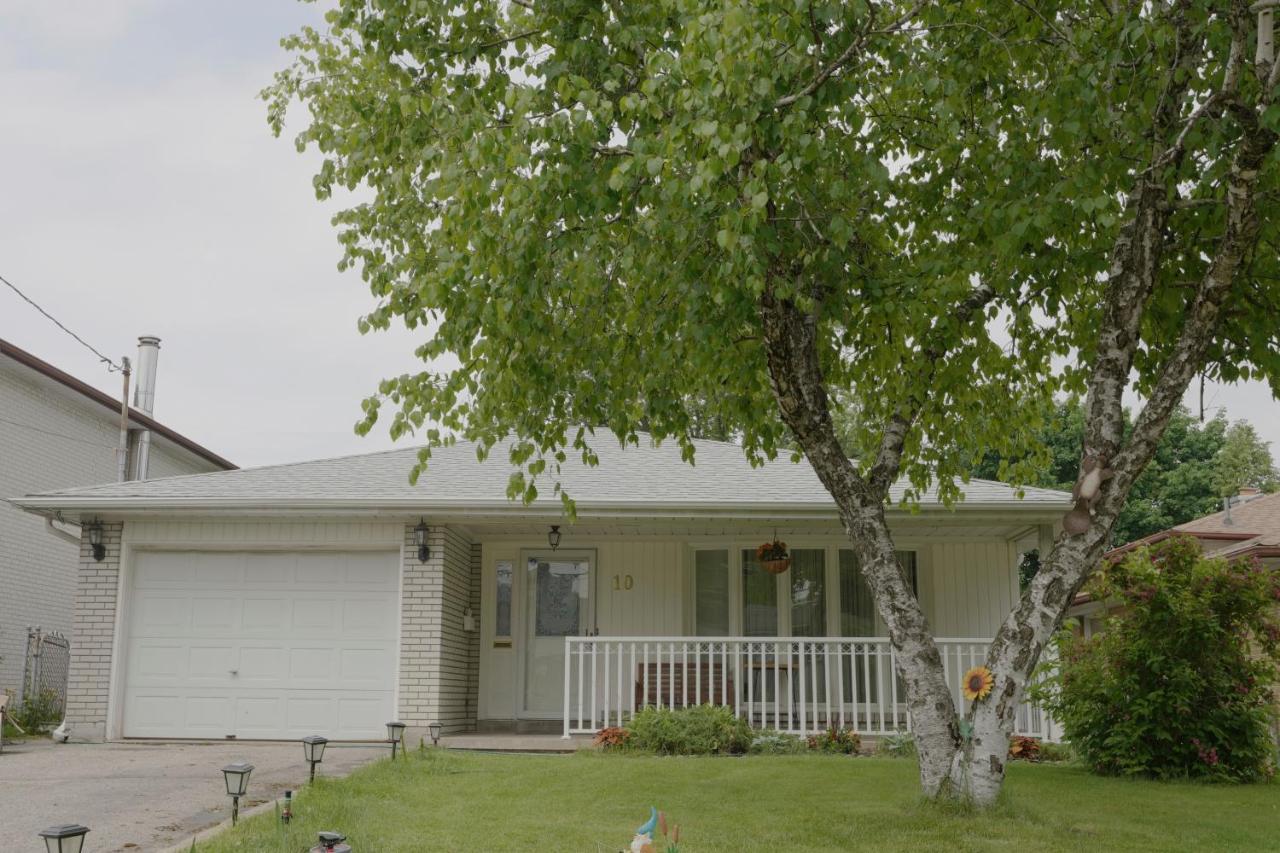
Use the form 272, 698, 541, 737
521, 550, 594, 718
121, 550, 399, 739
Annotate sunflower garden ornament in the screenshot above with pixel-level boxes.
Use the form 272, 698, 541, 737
962, 665, 994, 701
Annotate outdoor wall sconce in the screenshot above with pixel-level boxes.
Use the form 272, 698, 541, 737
302, 735, 328, 782
86, 520, 105, 562
38, 824, 90, 853
548, 524, 561, 551
221, 762, 254, 825
414, 518, 430, 563
428, 721, 442, 747
386, 720, 406, 759
310, 831, 352, 853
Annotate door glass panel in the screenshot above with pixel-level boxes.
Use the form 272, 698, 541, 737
531, 558, 589, 636
495, 560, 513, 638
694, 550, 729, 636
741, 549, 778, 637
789, 549, 826, 636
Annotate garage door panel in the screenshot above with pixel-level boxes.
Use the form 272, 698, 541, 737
124, 550, 399, 739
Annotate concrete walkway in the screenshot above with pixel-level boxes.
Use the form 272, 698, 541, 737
0, 738, 385, 852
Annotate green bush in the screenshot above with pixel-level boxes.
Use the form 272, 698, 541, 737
1040, 537, 1280, 781
876, 732, 917, 758
748, 730, 806, 754
625, 705, 753, 755
1036, 741, 1075, 764
13, 689, 62, 734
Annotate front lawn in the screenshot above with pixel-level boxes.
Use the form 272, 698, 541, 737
198, 750, 1278, 852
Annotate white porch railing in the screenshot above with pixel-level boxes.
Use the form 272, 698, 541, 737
563, 636, 1058, 742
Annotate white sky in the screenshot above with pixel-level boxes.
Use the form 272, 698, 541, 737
1, 2, 1277, 471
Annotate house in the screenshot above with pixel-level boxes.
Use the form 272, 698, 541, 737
1068, 488, 1280, 636
13, 434, 1069, 745
0, 337, 234, 706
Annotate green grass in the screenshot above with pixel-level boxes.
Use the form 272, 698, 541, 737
198, 750, 1279, 852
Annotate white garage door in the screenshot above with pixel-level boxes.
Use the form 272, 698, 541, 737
122, 550, 399, 740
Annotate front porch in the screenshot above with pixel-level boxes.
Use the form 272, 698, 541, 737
561, 635, 1057, 741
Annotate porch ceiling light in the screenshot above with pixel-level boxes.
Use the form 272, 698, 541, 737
303, 735, 328, 782
86, 519, 105, 562
221, 762, 254, 825
38, 824, 90, 853
428, 721, 442, 746
386, 720, 406, 759
414, 518, 430, 563
548, 524, 561, 551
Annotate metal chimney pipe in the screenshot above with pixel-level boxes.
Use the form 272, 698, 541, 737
131, 335, 161, 479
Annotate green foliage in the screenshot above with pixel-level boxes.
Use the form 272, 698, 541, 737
1040, 537, 1280, 782
975, 399, 1276, 546
264, 1, 1280, 508
1036, 741, 1075, 764
876, 732, 917, 759
806, 727, 862, 755
1211, 422, 1280, 498
1007, 736, 1042, 762
747, 730, 807, 755
625, 705, 753, 755
13, 689, 61, 734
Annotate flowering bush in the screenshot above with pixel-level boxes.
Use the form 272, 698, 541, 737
1038, 536, 1280, 781
1007, 735, 1041, 762
806, 727, 862, 754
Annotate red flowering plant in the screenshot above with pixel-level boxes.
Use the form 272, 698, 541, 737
1007, 735, 1041, 762
756, 539, 788, 561
594, 726, 631, 750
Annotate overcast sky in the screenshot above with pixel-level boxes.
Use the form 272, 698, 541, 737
2, 2, 1278, 472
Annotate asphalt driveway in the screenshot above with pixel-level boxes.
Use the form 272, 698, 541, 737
0, 738, 386, 852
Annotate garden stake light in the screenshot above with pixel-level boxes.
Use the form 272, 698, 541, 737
303, 735, 328, 781
310, 831, 352, 853
221, 763, 254, 826
282, 790, 293, 825
428, 721, 442, 747
386, 720, 406, 759
38, 824, 90, 853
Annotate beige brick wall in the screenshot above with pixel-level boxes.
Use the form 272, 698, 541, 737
64, 520, 122, 742
398, 523, 481, 742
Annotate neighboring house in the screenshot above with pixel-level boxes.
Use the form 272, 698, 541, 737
0, 338, 234, 705
14, 435, 1069, 745
1068, 488, 1280, 636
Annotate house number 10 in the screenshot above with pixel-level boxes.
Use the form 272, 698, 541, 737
612, 574, 634, 591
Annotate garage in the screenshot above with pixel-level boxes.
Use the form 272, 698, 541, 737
121, 550, 399, 740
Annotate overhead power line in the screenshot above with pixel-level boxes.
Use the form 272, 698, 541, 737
0, 272, 123, 372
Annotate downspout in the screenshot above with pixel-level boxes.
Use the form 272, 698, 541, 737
131, 335, 160, 480
115, 356, 132, 482
44, 515, 80, 547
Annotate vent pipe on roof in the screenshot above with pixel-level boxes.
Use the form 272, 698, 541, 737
131, 335, 160, 480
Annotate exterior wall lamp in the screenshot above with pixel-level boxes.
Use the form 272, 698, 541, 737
414, 518, 430, 563
86, 520, 105, 562
548, 524, 561, 551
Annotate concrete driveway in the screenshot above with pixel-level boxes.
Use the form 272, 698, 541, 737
0, 738, 386, 852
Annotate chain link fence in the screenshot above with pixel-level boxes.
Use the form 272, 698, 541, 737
20, 627, 70, 722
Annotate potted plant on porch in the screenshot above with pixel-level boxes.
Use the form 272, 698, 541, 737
757, 539, 790, 574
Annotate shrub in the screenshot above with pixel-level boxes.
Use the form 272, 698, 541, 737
625, 705, 753, 755
1040, 537, 1280, 781
1036, 741, 1075, 764
876, 732, 917, 758
594, 726, 631, 750
12, 689, 61, 734
1007, 736, 1041, 762
748, 730, 806, 754
806, 727, 861, 754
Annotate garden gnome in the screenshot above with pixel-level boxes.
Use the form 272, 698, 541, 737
629, 807, 659, 853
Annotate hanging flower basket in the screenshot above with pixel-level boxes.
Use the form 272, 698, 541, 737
757, 539, 790, 574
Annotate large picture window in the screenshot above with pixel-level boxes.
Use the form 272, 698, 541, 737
789, 549, 826, 636
740, 549, 778, 637
839, 549, 917, 636
694, 550, 729, 636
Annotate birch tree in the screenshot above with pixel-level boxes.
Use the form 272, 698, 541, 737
267, 0, 1280, 804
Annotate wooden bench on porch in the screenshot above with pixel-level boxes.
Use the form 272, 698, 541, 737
634, 661, 735, 708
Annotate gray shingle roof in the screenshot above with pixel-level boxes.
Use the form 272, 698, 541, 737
16, 433, 1070, 514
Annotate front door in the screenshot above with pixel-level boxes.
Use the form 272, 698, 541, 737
521, 550, 594, 718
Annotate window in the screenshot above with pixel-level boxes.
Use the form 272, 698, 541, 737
741, 548, 778, 636
694, 550, 729, 636
839, 550, 917, 636
789, 549, 826, 636
494, 560, 513, 639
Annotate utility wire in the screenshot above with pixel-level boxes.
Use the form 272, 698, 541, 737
1, 272, 123, 372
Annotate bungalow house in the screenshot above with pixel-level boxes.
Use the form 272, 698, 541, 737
0, 337, 233, 706
13, 435, 1068, 745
